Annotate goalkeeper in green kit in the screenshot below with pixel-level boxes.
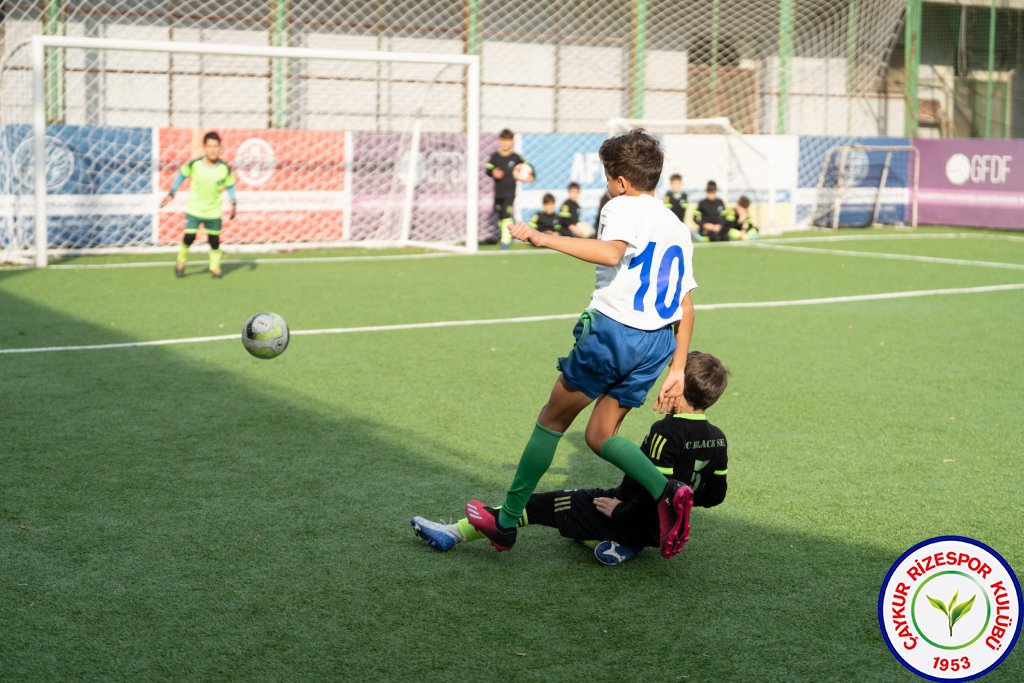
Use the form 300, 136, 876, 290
160, 131, 237, 279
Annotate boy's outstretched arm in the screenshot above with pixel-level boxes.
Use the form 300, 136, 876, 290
653, 291, 695, 414
508, 222, 625, 266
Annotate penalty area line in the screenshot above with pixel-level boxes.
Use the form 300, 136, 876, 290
2, 283, 1023, 355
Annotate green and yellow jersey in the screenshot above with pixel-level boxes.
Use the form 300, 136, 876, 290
175, 157, 236, 220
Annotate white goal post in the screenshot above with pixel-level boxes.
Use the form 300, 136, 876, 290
809, 144, 920, 230
2, 35, 481, 267
607, 116, 777, 228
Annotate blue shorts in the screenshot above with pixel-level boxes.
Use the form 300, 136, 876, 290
557, 309, 676, 408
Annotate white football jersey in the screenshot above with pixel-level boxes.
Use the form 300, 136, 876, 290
589, 194, 697, 330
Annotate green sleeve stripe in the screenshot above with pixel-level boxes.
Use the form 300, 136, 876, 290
655, 465, 674, 475
486, 163, 495, 169
648, 433, 668, 461
714, 469, 727, 475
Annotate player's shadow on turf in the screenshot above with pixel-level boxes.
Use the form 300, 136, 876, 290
220, 260, 256, 277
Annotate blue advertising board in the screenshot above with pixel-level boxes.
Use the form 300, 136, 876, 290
0, 125, 153, 247
518, 133, 606, 226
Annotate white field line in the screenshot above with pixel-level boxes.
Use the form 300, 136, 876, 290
751, 242, 1024, 270
18, 248, 557, 271
4, 230, 1021, 272
2, 283, 1023, 355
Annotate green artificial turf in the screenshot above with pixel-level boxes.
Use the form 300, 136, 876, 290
2, 228, 1022, 681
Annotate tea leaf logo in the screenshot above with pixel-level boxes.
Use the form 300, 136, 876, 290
927, 590, 977, 637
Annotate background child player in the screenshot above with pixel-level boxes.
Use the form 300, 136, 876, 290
412, 351, 730, 566
723, 196, 759, 241
465, 129, 699, 560
160, 131, 237, 279
529, 193, 565, 235
663, 173, 688, 223
559, 182, 594, 238
485, 129, 531, 249
694, 180, 726, 242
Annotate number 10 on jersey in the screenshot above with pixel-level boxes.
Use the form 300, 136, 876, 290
628, 242, 686, 319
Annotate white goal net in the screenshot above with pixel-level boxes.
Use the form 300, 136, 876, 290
1, 1, 909, 265
808, 144, 919, 229
1, 36, 479, 265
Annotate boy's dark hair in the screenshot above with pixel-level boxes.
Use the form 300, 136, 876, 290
670, 173, 682, 182
567, 182, 580, 191
706, 180, 718, 193
542, 193, 556, 204
498, 128, 514, 139
599, 128, 663, 192
203, 131, 221, 144
737, 195, 751, 209
683, 351, 729, 411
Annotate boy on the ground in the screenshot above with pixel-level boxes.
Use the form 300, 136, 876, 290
412, 351, 730, 565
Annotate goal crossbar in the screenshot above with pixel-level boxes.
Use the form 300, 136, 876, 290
20, 35, 482, 266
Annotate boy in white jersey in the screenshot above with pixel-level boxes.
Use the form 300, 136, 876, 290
465, 129, 698, 559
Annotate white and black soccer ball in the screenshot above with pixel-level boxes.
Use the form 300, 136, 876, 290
512, 163, 534, 183
242, 312, 290, 359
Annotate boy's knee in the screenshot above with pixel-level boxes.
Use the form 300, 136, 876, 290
538, 408, 573, 434
585, 426, 612, 454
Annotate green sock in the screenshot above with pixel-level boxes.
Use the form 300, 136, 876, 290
177, 242, 190, 262
209, 248, 222, 272
499, 219, 512, 244
599, 435, 669, 499
498, 423, 563, 529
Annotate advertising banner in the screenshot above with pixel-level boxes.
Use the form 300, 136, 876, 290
0, 125, 152, 247
349, 131, 473, 242
518, 134, 606, 228
158, 128, 347, 244
915, 138, 1024, 230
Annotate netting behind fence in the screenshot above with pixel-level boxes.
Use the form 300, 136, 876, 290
2, 0, 912, 259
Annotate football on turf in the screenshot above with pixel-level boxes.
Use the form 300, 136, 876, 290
242, 312, 290, 359
512, 163, 534, 183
